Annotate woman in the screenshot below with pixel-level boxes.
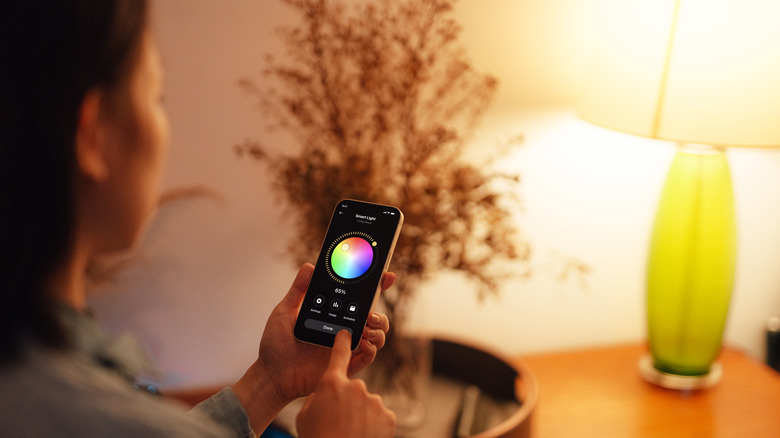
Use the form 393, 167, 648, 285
0, 1, 396, 436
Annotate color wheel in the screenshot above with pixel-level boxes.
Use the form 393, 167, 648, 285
326, 233, 377, 283
330, 236, 373, 279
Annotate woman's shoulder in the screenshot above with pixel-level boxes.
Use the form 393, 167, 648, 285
0, 347, 231, 437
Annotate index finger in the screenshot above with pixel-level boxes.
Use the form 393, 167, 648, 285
326, 329, 353, 376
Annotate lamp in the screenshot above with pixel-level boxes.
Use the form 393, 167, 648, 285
577, 0, 780, 389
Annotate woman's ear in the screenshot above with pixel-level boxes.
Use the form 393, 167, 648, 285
75, 90, 110, 182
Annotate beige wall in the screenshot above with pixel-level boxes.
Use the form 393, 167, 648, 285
89, 0, 780, 388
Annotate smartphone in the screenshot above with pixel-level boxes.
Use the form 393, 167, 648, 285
294, 199, 404, 350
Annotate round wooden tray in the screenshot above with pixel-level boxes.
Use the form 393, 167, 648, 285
419, 337, 538, 438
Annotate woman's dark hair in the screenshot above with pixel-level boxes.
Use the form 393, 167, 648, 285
0, 0, 149, 362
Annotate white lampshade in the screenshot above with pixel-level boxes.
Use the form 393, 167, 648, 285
577, 0, 780, 148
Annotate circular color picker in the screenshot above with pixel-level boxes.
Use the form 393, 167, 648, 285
330, 236, 374, 279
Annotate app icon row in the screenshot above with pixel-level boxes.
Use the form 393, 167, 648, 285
313, 295, 358, 314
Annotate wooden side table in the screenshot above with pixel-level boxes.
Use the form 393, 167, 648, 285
519, 343, 780, 437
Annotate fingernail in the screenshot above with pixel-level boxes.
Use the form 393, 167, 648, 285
371, 314, 380, 324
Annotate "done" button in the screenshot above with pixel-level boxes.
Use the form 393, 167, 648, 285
304, 319, 353, 336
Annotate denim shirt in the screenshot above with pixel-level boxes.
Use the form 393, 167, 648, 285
0, 306, 254, 437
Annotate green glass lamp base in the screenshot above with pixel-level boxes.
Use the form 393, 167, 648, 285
639, 354, 722, 390
645, 144, 736, 387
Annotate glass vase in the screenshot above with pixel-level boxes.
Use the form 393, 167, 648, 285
642, 143, 736, 388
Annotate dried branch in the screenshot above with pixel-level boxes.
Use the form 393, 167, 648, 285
237, 0, 531, 326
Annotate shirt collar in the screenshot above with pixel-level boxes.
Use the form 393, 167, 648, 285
56, 304, 158, 382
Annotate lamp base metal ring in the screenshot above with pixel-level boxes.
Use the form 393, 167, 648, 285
639, 354, 722, 390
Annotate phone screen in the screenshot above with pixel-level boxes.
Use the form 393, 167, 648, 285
294, 199, 403, 350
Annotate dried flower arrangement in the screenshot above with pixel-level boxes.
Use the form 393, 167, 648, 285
236, 0, 533, 416
238, 0, 528, 319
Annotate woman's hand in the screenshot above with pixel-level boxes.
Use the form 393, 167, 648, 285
231, 263, 394, 432
260, 263, 393, 397
295, 330, 396, 438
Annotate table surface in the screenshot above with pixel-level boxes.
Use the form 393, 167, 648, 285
518, 343, 780, 438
